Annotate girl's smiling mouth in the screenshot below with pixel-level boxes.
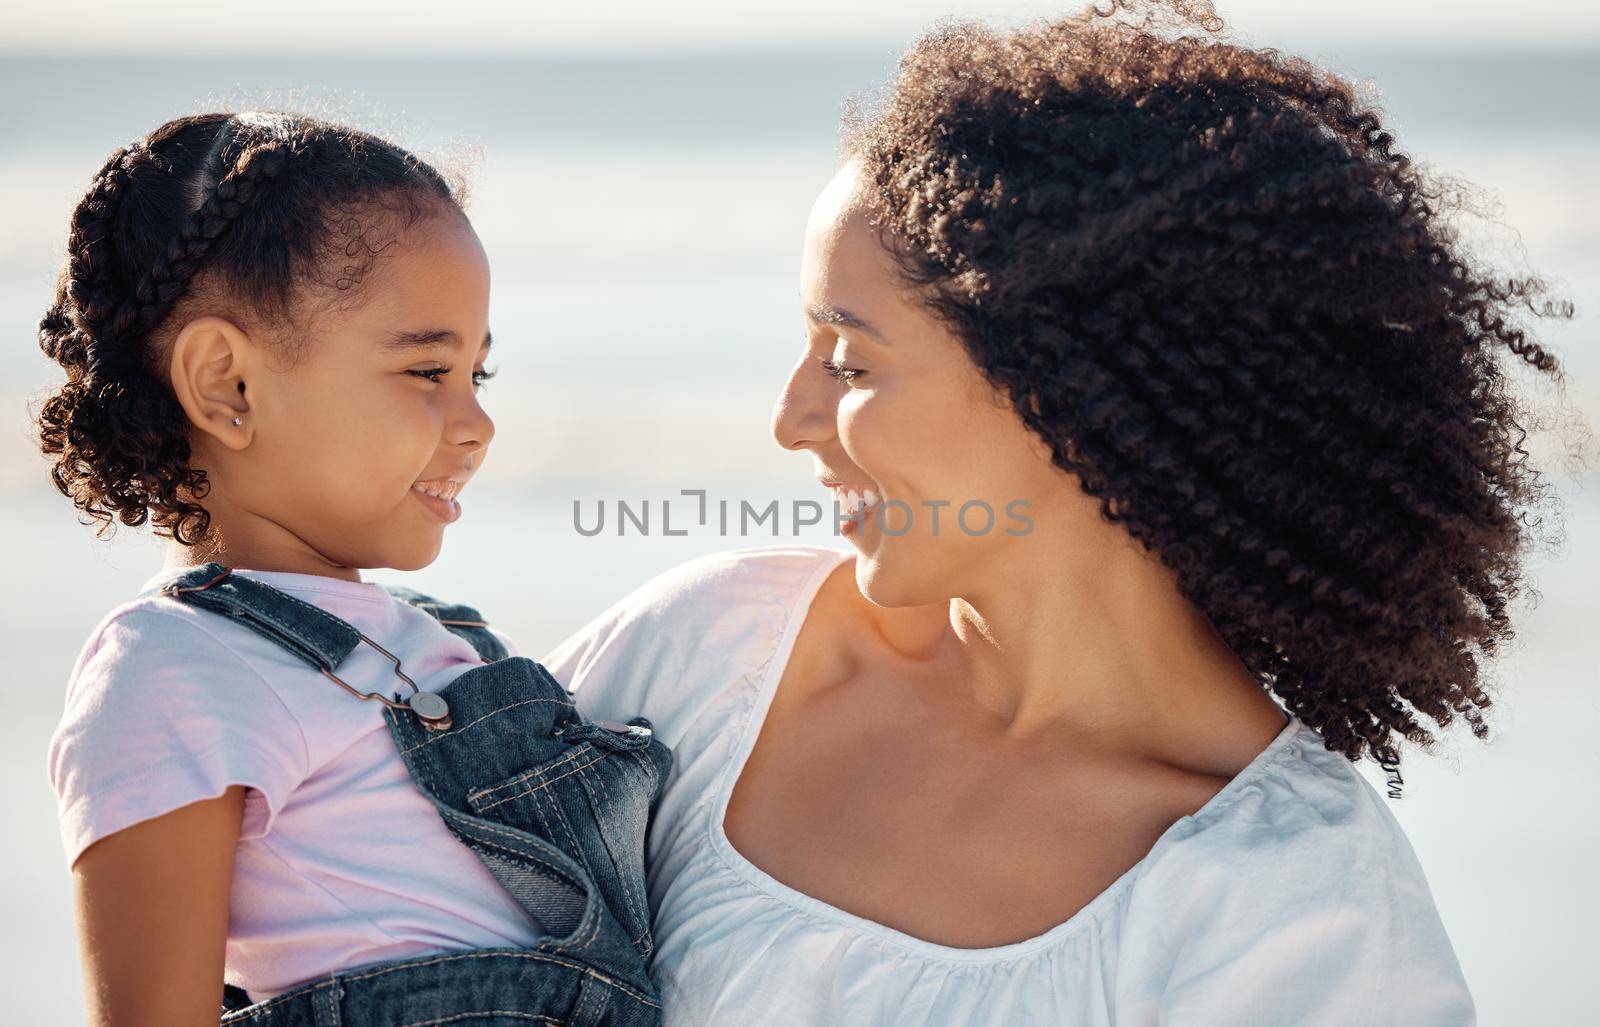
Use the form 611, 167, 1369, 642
411, 477, 468, 523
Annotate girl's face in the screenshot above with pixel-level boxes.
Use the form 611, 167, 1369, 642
182, 209, 495, 573
772, 162, 1079, 607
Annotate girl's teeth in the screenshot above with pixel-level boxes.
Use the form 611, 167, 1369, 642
414, 482, 459, 500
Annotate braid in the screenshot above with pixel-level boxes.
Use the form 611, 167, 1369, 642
70, 121, 294, 374
42, 141, 145, 370
122, 128, 294, 349
38, 120, 294, 543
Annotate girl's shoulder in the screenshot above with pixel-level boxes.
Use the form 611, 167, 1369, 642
539, 545, 850, 741
65, 583, 299, 706
49, 585, 317, 867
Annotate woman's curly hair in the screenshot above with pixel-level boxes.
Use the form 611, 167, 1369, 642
842, 0, 1584, 775
33, 111, 463, 546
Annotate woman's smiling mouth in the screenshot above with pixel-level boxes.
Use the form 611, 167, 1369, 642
820, 477, 882, 533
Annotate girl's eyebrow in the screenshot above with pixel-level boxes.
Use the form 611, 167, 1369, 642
383, 329, 494, 353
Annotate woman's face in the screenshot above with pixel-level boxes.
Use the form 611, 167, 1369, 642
772, 161, 1075, 607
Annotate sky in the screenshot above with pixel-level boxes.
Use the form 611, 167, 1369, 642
3, 0, 1599, 54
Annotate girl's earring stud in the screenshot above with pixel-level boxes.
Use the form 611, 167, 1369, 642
232, 417, 243, 426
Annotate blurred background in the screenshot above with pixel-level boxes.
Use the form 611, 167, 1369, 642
3, 1, 1595, 1022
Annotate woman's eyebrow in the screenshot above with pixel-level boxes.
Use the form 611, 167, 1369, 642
805, 303, 888, 344
383, 329, 494, 353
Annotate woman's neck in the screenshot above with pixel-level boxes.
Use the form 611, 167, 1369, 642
844, 524, 1286, 771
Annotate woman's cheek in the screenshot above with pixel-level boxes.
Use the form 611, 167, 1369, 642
836, 388, 880, 459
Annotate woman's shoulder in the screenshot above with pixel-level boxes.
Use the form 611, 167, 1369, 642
540, 544, 851, 738
1169, 720, 1426, 866
1137, 718, 1441, 903
1123, 717, 1474, 1020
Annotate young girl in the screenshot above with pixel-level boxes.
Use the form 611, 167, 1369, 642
36, 111, 672, 1026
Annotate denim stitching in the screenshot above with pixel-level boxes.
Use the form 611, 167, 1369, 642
511, 781, 592, 902
570, 975, 597, 1026
467, 743, 595, 805
224, 587, 352, 666
400, 698, 575, 755
469, 752, 609, 813
439, 809, 591, 896
463, 830, 589, 905
220, 979, 336, 1022
514, 774, 605, 947
572, 966, 601, 1023
238, 580, 358, 643
281, 951, 658, 1009
625, 746, 663, 800
543, 775, 601, 905
581, 762, 650, 950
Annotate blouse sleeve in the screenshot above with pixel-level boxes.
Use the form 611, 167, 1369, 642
1154, 883, 1476, 1025
1123, 747, 1476, 1025
541, 546, 847, 746
47, 605, 310, 867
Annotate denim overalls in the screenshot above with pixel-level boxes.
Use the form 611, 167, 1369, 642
145, 563, 674, 1027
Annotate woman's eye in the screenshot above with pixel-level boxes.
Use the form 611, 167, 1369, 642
818, 358, 864, 386
472, 367, 498, 391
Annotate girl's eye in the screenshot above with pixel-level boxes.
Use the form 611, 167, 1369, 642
818, 358, 864, 386
408, 366, 499, 391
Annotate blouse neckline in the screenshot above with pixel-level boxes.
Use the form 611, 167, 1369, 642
705, 545, 1303, 964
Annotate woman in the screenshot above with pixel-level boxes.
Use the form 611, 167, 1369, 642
543, 3, 1571, 1023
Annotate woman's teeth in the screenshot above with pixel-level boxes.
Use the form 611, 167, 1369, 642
836, 486, 881, 515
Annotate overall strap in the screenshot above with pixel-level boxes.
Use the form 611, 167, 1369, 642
379, 584, 508, 663
144, 563, 363, 673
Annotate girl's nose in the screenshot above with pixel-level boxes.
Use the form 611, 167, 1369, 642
453, 392, 495, 451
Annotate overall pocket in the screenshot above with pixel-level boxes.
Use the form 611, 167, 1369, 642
465, 717, 665, 959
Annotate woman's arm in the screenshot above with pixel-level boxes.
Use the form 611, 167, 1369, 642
71, 786, 245, 1027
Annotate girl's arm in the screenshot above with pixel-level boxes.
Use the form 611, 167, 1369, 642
70, 786, 245, 1027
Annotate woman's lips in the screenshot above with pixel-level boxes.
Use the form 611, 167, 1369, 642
819, 480, 881, 513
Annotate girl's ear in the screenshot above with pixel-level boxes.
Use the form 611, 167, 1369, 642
166, 315, 259, 451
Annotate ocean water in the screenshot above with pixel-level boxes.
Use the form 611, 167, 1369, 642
2, 51, 1596, 1024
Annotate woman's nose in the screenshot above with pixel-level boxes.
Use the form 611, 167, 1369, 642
771, 356, 837, 452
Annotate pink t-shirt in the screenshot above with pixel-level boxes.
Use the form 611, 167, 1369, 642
47, 567, 547, 1000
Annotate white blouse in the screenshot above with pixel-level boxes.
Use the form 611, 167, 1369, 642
540, 544, 1475, 1026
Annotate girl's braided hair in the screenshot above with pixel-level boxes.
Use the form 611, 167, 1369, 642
34, 111, 462, 546
842, 1, 1585, 774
